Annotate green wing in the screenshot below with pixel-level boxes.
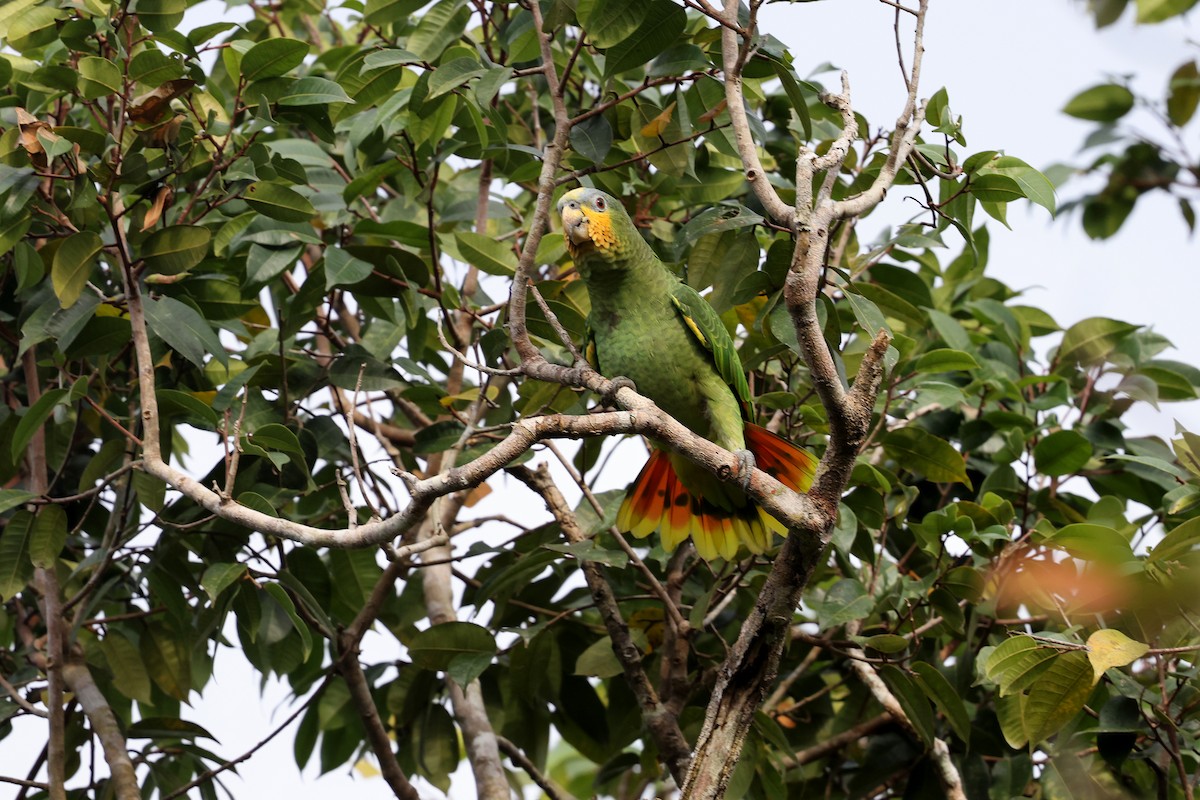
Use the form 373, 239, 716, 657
669, 283, 751, 405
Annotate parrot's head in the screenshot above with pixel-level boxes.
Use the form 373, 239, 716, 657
557, 187, 628, 265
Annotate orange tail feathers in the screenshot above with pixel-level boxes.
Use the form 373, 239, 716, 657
615, 425, 816, 561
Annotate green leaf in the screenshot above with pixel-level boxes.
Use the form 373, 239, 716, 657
1086, 629, 1148, 683
995, 693, 1028, 749
363, 49, 423, 71
407, 1, 469, 61
134, 0, 186, 32
911, 662, 972, 742
157, 389, 219, 429
854, 634, 909, 654
277, 77, 353, 106
325, 246, 374, 289
143, 296, 229, 369
1051, 523, 1136, 564
879, 666, 935, 747
818, 579, 875, 629
970, 173, 1025, 203
99, 631, 153, 704
141, 225, 211, 276
141, 624, 192, 701
201, 562, 247, 602
130, 50, 185, 86
246, 243, 301, 286
446, 652, 493, 687
427, 57, 486, 100
981, 156, 1058, 215
985, 635, 1060, 696
1056, 317, 1139, 369
29, 504, 67, 569
1167, 60, 1200, 126
51, 231, 103, 309
1024, 650, 1093, 743
0, 510, 34, 599
244, 182, 317, 223
413, 703, 457, 791
126, 717, 217, 741
241, 39, 309, 81
883, 427, 971, 486
542, 540, 629, 568
1063, 83, 1135, 122
78, 56, 122, 99
11, 388, 69, 464
913, 348, 980, 374
1136, 0, 1199, 23
942, 565, 985, 602
1150, 516, 1200, 562
247, 423, 308, 475
603, 0, 686, 76
0, 490, 35, 515
451, 231, 517, 276
363, 0, 424, 25
574, 636, 625, 679
577, 0, 646, 47
408, 621, 497, 672
1033, 429, 1093, 476
570, 114, 613, 166
263, 582, 312, 660
768, 58, 813, 140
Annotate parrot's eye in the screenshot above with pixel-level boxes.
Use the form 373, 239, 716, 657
595, 197, 606, 210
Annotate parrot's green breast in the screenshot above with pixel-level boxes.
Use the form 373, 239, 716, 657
587, 268, 746, 455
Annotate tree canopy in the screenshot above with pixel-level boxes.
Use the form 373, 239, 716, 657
1, 0, 1200, 799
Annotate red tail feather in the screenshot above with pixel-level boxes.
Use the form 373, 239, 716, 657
744, 424, 817, 493
616, 425, 816, 561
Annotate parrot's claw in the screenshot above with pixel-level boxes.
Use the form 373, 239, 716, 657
601, 376, 637, 407
734, 449, 756, 491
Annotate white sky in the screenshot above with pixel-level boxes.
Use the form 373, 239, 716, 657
4, 2, 1199, 799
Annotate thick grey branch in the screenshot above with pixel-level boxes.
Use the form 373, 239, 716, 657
721, 0, 795, 227
60, 656, 140, 800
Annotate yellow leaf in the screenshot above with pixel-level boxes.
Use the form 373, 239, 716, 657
1086, 629, 1149, 685
439, 385, 500, 409
640, 101, 677, 138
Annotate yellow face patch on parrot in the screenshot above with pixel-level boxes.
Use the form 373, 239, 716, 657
580, 205, 617, 253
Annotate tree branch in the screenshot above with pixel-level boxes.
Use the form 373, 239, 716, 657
779, 712, 892, 768
508, 463, 693, 785
681, 1, 930, 796
336, 638, 420, 800
842, 630, 965, 799
720, 0, 795, 227
497, 736, 578, 800
508, 0, 572, 364
21, 349, 66, 800
59, 656, 140, 800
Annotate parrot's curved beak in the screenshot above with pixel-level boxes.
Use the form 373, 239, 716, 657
561, 206, 591, 246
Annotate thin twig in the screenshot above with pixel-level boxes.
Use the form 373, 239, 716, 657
497, 736, 578, 800
508, 463, 693, 784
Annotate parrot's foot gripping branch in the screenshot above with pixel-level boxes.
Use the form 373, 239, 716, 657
601, 376, 637, 408
732, 449, 756, 492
